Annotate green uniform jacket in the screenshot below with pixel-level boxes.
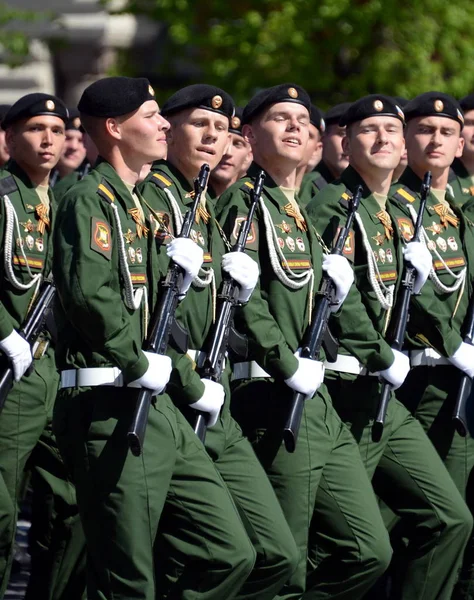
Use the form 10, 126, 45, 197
138, 160, 229, 405
0, 160, 55, 339
448, 159, 474, 206
299, 161, 334, 207
53, 159, 149, 382
217, 162, 328, 380
389, 166, 474, 356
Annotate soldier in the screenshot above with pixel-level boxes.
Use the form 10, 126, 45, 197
391, 97, 409, 182
217, 83, 392, 600
295, 104, 325, 191
139, 83, 299, 600
53, 77, 257, 600
49, 108, 87, 187
0, 93, 85, 598
209, 107, 252, 199
299, 101, 351, 204
448, 93, 474, 204
388, 91, 474, 599
307, 94, 472, 600
0, 105, 11, 168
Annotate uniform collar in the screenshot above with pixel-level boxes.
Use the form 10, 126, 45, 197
313, 160, 335, 185
340, 165, 390, 225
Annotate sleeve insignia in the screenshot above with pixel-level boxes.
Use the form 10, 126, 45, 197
231, 215, 258, 249
91, 217, 112, 259
336, 226, 355, 261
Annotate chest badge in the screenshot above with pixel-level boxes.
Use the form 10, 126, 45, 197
372, 232, 385, 246
20, 219, 35, 233
375, 210, 393, 240
276, 220, 293, 234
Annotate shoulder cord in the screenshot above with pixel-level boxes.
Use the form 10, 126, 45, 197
406, 204, 466, 294
3, 194, 42, 295
354, 212, 394, 311
163, 187, 214, 289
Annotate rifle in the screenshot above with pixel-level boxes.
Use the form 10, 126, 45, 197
452, 286, 474, 436
127, 163, 210, 457
372, 171, 431, 442
0, 277, 56, 411
282, 185, 362, 453
192, 170, 266, 443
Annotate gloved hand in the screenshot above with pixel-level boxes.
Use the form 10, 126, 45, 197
221, 252, 260, 303
403, 241, 432, 294
190, 379, 225, 428
449, 342, 474, 378
130, 351, 172, 395
284, 350, 325, 398
322, 254, 354, 312
0, 329, 32, 382
166, 238, 204, 297
379, 349, 410, 389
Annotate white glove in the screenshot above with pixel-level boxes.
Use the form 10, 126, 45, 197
449, 342, 474, 378
189, 379, 225, 428
130, 351, 172, 396
0, 329, 33, 382
403, 241, 432, 294
284, 350, 325, 398
221, 252, 260, 303
322, 254, 354, 312
379, 349, 410, 390
166, 238, 204, 296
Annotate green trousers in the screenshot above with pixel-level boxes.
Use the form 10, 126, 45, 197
53, 387, 256, 600
0, 351, 85, 599
231, 378, 392, 600
325, 373, 473, 600
396, 365, 474, 600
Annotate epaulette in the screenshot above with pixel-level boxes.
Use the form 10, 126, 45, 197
150, 171, 174, 189
392, 185, 416, 206
338, 189, 352, 209
0, 175, 18, 197
312, 174, 328, 192
240, 180, 254, 194
96, 178, 115, 203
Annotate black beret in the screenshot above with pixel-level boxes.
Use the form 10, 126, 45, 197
2, 93, 69, 130
242, 83, 311, 125
65, 107, 82, 131
340, 94, 405, 127
161, 84, 234, 120
310, 104, 325, 134
0, 105, 11, 125
404, 92, 464, 129
229, 107, 244, 136
459, 93, 474, 114
324, 102, 352, 128
78, 77, 156, 118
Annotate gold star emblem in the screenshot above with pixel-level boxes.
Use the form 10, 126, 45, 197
123, 228, 136, 244
275, 220, 292, 234
373, 100, 384, 112
73, 117, 81, 129
45, 100, 55, 111
20, 219, 35, 233
372, 232, 385, 246
434, 99, 444, 112
211, 95, 223, 109
288, 87, 298, 99
426, 221, 444, 235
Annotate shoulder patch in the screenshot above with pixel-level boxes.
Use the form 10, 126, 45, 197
91, 216, 112, 260
393, 186, 415, 205
150, 172, 173, 189
231, 214, 258, 249
97, 179, 115, 204
0, 175, 18, 196
240, 181, 254, 194
335, 227, 355, 262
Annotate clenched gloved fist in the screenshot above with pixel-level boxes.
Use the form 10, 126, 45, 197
221, 252, 260, 303
322, 254, 354, 312
130, 351, 172, 396
0, 330, 32, 382
166, 238, 204, 297
449, 342, 474, 379
284, 349, 325, 398
379, 349, 410, 390
190, 379, 225, 428
403, 241, 432, 294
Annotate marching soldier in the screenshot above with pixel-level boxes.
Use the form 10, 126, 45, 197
295, 104, 325, 193
307, 94, 472, 599
0, 94, 85, 598
448, 93, 474, 204
53, 77, 257, 600
49, 108, 87, 188
217, 84, 392, 600
139, 83, 299, 600
388, 91, 474, 599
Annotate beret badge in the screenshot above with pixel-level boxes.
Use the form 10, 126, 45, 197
288, 87, 298, 99
45, 100, 55, 111
212, 95, 223, 109
434, 99, 444, 112
231, 116, 241, 129
73, 117, 81, 128
373, 100, 384, 112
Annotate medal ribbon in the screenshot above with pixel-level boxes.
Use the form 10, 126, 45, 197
284, 202, 307, 232
433, 203, 459, 229
35, 203, 50, 235
375, 209, 394, 240
128, 208, 149, 239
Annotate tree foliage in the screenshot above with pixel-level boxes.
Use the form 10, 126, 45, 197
0, 3, 51, 67
107, 0, 474, 106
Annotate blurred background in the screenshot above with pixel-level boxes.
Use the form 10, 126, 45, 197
1, 0, 474, 115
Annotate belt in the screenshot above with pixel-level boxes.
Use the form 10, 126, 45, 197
187, 349, 226, 371
409, 348, 451, 367
324, 353, 378, 377
60, 367, 141, 389
232, 361, 271, 381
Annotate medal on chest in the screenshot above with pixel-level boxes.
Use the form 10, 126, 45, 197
430, 203, 459, 229
128, 208, 149, 239
375, 209, 393, 240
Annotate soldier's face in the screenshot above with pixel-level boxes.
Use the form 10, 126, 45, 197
0, 129, 9, 166
166, 108, 230, 177
211, 133, 252, 187
461, 109, 474, 160
58, 129, 86, 171
405, 116, 463, 174
322, 124, 349, 177
111, 100, 169, 164
6, 115, 65, 173
244, 102, 310, 167
343, 116, 405, 174
301, 123, 323, 173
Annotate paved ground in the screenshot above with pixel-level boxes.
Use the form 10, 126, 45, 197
5, 521, 30, 599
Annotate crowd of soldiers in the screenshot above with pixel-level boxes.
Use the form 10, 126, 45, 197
0, 74, 474, 600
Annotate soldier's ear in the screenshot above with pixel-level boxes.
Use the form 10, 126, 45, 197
456, 134, 465, 159
242, 124, 254, 145
341, 134, 350, 157
105, 117, 122, 140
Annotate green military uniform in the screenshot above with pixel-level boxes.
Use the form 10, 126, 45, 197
448, 158, 474, 206
307, 164, 472, 600
0, 160, 85, 598
139, 159, 298, 600
53, 158, 256, 600
389, 165, 474, 599
217, 162, 392, 600
299, 161, 335, 206
52, 161, 91, 202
